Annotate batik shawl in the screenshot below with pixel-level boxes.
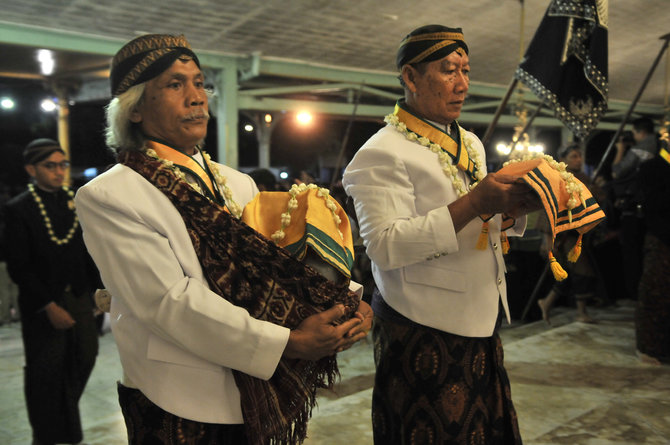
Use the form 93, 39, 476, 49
119, 150, 361, 445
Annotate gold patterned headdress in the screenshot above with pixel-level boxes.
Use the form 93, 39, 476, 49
396, 24, 468, 69
110, 34, 200, 96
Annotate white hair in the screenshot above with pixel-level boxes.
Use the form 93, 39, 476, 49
104, 83, 146, 153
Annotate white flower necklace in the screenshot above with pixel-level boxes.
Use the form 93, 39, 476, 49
503, 153, 586, 222
201, 152, 243, 219
271, 183, 343, 244
28, 183, 79, 245
385, 113, 485, 197
145, 148, 243, 219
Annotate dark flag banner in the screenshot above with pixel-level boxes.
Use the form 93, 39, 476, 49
515, 0, 608, 139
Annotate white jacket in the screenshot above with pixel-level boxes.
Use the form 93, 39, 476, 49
75, 160, 289, 423
343, 125, 525, 337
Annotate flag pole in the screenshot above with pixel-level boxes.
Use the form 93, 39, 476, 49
481, 78, 519, 147
483, 0, 529, 148
329, 85, 362, 189
591, 32, 670, 180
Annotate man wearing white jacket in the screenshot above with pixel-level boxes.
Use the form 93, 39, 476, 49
76, 33, 371, 445
343, 24, 539, 444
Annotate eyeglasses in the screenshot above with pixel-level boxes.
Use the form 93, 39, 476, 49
38, 161, 71, 171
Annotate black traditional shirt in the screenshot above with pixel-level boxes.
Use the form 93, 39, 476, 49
3, 185, 101, 318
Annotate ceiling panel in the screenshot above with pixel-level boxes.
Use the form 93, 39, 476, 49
0, 0, 669, 105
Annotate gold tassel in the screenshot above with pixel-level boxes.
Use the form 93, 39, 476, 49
500, 232, 510, 254
567, 233, 583, 263
549, 252, 568, 281
476, 222, 489, 250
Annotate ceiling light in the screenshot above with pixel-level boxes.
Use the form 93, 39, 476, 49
41, 98, 57, 112
0, 97, 15, 110
296, 111, 312, 125
244, 124, 254, 132
37, 49, 55, 76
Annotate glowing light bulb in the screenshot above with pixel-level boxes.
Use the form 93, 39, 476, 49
296, 111, 313, 125
0, 97, 15, 110
37, 49, 55, 75
41, 98, 57, 112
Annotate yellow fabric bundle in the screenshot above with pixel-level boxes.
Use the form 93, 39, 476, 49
242, 188, 355, 279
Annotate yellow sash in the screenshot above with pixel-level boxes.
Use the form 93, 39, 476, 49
393, 102, 478, 182
146, 140, 220, 203
660, 147, 670, 165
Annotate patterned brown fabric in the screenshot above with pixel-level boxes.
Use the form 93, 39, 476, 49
636, 233, 670, 363
371, 314, 522, 445
118, 383, 248, 444
119, 150, 361, 445
22, 290, 98, 444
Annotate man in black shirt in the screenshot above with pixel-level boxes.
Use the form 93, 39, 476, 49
3, 138, 100, 445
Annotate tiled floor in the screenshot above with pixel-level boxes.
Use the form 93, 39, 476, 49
1, 304, 668, 445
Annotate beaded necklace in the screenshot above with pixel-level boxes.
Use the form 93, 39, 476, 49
28, 183, 79, 246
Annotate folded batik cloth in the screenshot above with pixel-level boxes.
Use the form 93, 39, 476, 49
242, 184, 355, 281
498, 156, 605, 280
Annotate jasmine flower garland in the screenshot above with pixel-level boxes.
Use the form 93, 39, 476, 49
202, 152, 243, 219
271, 183, 343, 244
28, 183, 79, 245
384, 113, 485, 197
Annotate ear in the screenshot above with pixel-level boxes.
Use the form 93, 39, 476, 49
130, 107, 143, 124
24, 164, 36, 179
401, 65, 418, 93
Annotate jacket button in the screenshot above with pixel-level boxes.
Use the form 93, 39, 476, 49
493, 243, 498, 250
497, 278, 503, 285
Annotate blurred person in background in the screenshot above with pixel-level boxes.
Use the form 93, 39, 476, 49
537, 143, 600, 324
3, 138, 100, 445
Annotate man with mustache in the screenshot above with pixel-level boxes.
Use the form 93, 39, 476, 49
75, 34, 371, 445
343, 25, 539, 444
